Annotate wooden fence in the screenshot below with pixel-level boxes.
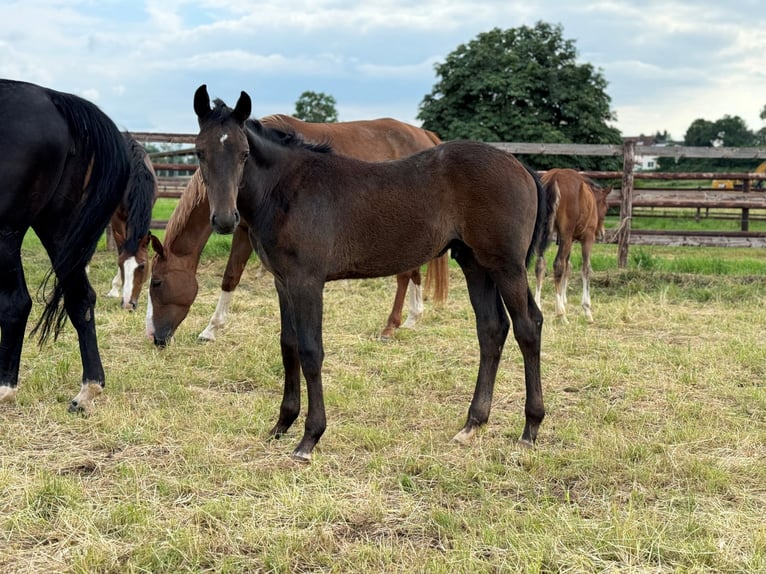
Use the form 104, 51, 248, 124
131, 133, 766, 268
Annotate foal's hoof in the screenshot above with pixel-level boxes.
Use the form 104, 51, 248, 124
290, 449, 312, 463
68, 383, 103, 414
452, 426, 477, 445
517, 438, 535, 449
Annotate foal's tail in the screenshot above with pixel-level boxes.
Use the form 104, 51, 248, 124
120, 133, 158, 256
525, 166, 558, 267
32, 90, 130, 344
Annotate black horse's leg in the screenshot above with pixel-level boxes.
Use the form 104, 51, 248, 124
496, 271, 545, 446
451, 247, 510, 444
0, 234, 32, 402
61, 266, 106, 413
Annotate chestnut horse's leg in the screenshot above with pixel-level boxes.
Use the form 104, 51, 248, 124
451, 247, 510, 445
580, 236, 595, 322
401, 275, 424, 329
380, 271, 414, 340
198, 224, 253, 341
533, 251, 546, 308
553, 238, 573, 323
0, 234, 32, 403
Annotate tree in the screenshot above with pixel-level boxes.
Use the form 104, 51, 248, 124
294, 91, 338, 123
417, 22, 622, 170
658, 115, 758, 172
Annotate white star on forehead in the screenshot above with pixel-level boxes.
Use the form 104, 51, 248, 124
219, 133, 228, 145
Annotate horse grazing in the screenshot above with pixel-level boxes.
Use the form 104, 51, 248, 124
0, 79, 138, 411
534, 168, 611, 323
105, 133, 158, 310
187, 85, 554, 461
146, 115, 449, 344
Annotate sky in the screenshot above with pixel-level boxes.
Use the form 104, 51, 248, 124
2, 0, 765, 141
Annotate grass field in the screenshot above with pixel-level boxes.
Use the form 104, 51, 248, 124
1, 234, 765, 573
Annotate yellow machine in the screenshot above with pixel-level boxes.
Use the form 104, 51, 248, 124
712, 161, 766, 190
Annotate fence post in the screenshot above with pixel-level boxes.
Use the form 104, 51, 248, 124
617, 141, 635, 268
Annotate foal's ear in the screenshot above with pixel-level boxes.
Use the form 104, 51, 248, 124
148, 233, 165, 259
194, 84, 211, 121
232, 91, 252, 124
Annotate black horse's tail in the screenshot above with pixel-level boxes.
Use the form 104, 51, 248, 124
120, 133, 157, 256
32, 90, 130, 344
524, 165, 558, 268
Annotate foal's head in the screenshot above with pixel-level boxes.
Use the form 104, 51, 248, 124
193, 84, 251, 235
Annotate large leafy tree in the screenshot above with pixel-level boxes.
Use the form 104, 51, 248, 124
294, 91, 338, 123
417, 22, 622, 170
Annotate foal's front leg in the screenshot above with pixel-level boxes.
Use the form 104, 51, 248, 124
269, 280, 303, 439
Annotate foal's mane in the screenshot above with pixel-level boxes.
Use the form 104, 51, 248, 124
164, 169, 206, 245
245, 117, 333, 155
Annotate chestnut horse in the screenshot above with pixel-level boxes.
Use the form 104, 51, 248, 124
0, 79, 144, 411
184, 85, 554, 461
534, 168, 611, 323
146, 115, 449, 343
105, 133, 158, 310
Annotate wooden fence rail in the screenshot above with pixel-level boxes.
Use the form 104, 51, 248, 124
133, 133, 766, 267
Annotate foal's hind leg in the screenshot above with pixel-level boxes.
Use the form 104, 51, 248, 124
533, 253, 546, 308
0, 235, 33, 402
451, 249, 510, 445
553, 239, 573, 323
496, 272, 545, 446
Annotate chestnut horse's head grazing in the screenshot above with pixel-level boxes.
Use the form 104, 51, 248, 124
193, 84, 251, 234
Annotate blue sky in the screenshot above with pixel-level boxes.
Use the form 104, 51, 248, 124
2, 0, 765, 141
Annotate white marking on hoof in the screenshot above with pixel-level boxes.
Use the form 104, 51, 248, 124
452, 427, 476, 445
69, 382, 103, 413
0, 386, 19, 403
517, 437, 535, 449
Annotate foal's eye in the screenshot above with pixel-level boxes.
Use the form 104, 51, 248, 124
195, 149, 205, 160
151, 279, 162, 289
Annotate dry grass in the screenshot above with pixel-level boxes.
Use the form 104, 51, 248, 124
1, 243, 765, 573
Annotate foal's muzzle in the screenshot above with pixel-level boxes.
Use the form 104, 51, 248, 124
211, 210, 240, 235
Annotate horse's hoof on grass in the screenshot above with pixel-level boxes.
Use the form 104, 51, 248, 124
452, 427, 476, 446
0, 386, 19, 403
517, 438, 535, 449
290, 449, 311, 463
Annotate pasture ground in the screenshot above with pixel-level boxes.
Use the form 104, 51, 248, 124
1, 240, 765, 573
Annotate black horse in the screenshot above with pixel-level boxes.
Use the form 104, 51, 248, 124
0, 79, 141, 412
188, 85, 554, 461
